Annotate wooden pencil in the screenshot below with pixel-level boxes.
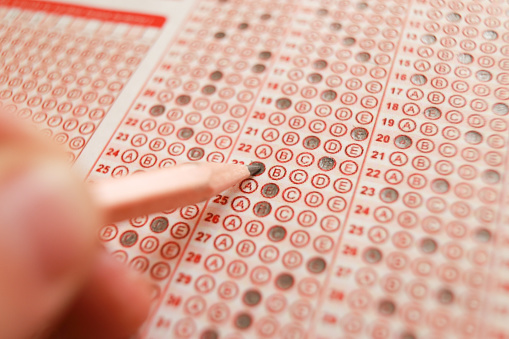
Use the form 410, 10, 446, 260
90, 162, 262, 223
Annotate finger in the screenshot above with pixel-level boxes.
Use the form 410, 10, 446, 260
0, 162, 99, 338
50, 251, 152, 339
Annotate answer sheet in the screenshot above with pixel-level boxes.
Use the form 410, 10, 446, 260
2, 0, 509, 338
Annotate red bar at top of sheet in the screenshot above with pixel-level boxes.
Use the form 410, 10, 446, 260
0, 0, 166, 27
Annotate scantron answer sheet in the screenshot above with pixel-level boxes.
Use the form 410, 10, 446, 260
2, 0, 509, 338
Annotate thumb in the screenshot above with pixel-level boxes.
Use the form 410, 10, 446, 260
0, 161, 98, 338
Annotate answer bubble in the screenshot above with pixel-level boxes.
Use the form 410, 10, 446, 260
200, 329, 218, 339
235, 313, 252, 329
268, 226, 286, 242
243, 289, 262, 306
394, 135, 412, 149
364, 247, 382, 263
210, 70, 223, 81
313, 59, 328, 70
150, 217, 169, 233
276, 98, 292, 110
261, 183, 279, 198
120, 231, 138, 247
149, 104, 165, 116
275, 273, 294, 289
303, 136, 320, 149
351, 127, 368, 141
420, 238, 437, 253
177, 127, 194, 140
424, 107, 441, 119
431, 179, 450, 193
437, 288, 454, 304
380, 187, 399, 202
378, 300, 396, 315
318, 157, 336, 171
481, 169, 500, 184
307, 73, 323, 83
475, 228, 491, 242
307, 257, 326, 273
464, 131, 482, 144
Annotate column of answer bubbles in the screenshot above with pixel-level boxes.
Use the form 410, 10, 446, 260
89, 0, 296, 337
314, 0, 509, 338
155, 0, 408, 338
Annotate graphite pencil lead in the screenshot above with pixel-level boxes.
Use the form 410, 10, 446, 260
247, 163, 264, 176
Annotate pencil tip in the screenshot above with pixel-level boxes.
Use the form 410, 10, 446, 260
247, 163, 264, 176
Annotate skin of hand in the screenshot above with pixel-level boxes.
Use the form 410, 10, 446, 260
0, 114, 152, 339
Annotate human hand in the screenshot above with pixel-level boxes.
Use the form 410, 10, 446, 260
0, 115, 152, 339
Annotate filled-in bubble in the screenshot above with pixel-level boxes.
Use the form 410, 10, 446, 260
150, 217, 169, 233
446, 12, 461, 22
243, 289, 262, 306
483, 30, 498, 40
437, 288, 454, 304
357, 2, 368, 9
275, 273, 294, 289
424, 107, 442, 119
430, 179, 450, 193
464, 130, 482, 144
411, 74, 427, 85
355, 52, 370, 62
307, 257, 327, 273
458, 53, 473, 64
330, 22, 342, 31
202, 85, 216, 95
421, 34, 437, 44
188, 147, 204, 160
380, 187, 399, 202
261, 183, 279, 198
351, 127, 368, 141
476, 70, 492, 82
474, 228, 491, 242
214, 32, 226, 39
493, 103, 509, 116
210, 70, 223, 81
268, 226, 286, 242
378, 300, 396, 315
307, 73, 323, 83
259, 51, 272, 60
481, 169, 500, 184
260, 13, 271, 20
303, 136, 320, 149
149, 105, 165, 116
249, 162, 265, 176
177, 127, 194, 140
394, 135, 412, 149
253, 201, 272, 217
235, 313, 252, 329
318, 157, 336, 171
120, 231, 138, 247
200, 329, 218, 339
176, 95, 191, 105
343, 37, 356, 46
238, 23, 249, 30
252, 64, 266, 73
420, 238, 437, 253
276, 97, 292, 110
364, 247, 382, 263
321, 90, 337, 102
316, 8, 328, 15
313, 59, 328, 70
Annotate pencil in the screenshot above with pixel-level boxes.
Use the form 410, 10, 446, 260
90, 162, 263, 223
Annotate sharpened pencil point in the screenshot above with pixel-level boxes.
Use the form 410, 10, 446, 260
247, 163, 264, 176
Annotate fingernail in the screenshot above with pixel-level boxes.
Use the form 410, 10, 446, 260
0, 162, 96, 279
